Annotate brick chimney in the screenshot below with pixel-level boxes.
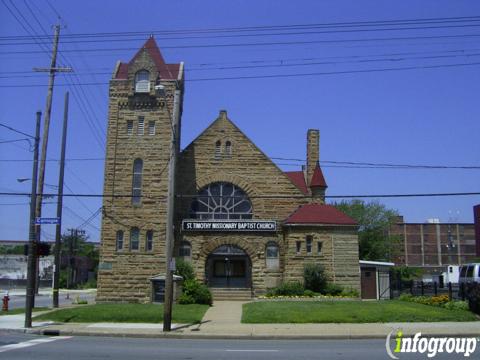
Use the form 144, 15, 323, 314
306, 129, 319, 188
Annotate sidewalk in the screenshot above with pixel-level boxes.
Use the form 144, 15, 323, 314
2, 301, 480, 339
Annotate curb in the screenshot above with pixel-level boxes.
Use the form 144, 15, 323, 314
16, 327, 480, 340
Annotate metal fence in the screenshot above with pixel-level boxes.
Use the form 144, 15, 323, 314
391, 279, 467, 301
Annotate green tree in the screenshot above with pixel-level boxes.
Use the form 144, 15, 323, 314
334, 200, 400, 261
57, 231, 99, 288
0, 244, 25, 255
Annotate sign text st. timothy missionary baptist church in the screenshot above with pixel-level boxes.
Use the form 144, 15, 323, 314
182, 220, 277, 232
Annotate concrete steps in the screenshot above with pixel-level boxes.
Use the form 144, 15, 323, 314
210, 287, 252, 301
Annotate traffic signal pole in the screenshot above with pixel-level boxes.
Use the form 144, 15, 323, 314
25, 112, 41, 328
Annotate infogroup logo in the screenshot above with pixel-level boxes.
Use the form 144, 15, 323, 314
385, 330, 479, 358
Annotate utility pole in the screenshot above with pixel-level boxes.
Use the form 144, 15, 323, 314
25, 112, 41, 328
33, 25, 72, 279
53, 92, 69, 308
163, 87, 181, 332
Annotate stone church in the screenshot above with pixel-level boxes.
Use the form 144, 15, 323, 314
97, 37, 360, 302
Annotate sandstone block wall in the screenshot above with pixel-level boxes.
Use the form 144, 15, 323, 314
98, 49, 182, 303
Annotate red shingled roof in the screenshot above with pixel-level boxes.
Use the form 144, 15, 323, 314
114, 37, 181, 80
284, 204, 357, 225
284, 171, 308, 194
310, 162, 327, 188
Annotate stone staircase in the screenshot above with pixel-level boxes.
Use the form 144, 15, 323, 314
210, 287, 253, 301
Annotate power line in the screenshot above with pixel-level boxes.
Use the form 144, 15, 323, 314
0, 156, 478, 170
3, 32, 480, 55
0, 122, 35, 138
1, 191, 479, 199
2, 60, 480, 88
3, 50, 480, 79
5, 22, 480, 46
2, 15, 480, 41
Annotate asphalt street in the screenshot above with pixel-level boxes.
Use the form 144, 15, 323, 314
1, 333, 478, 360
6, 292, 96, 310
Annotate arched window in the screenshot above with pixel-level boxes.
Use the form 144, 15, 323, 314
190, 182, 252, 220
132, 158, 143, 205
179, 241, 191, 260
135, 70, 150, 93
266, 241, 279, 270
130, 227, 139, 251
225, 141, 232, 157
116, 230, 124, 251
214, 140, 221, 159
146, 230, 153, 251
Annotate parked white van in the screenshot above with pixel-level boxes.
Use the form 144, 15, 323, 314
458, 263, 480, 284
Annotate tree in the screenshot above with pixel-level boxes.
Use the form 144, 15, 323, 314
334, 200, 400, 261
56, 231, 99, 288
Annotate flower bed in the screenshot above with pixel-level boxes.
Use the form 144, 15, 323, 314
399, 294, 469, 311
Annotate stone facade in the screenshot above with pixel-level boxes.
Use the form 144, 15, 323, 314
97, 38, 360, 302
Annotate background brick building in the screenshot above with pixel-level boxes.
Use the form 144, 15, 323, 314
390, 216, 477, 274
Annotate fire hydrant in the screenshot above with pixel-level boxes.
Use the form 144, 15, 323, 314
2, 293, 9, 312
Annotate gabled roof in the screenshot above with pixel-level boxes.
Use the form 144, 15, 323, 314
310, 162, 327, 188
284, 171, 308, 195
284, 203, 357, 225
114, 37, 181, 80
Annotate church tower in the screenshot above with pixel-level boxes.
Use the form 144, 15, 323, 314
97, 37, 184, 302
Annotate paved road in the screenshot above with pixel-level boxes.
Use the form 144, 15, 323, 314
1, 333, 477, 359
5, 292, 96, 310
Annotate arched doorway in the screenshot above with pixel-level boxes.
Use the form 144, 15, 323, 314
206, 245, 251, 288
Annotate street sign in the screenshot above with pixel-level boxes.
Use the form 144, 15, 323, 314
35, 217, 61, 225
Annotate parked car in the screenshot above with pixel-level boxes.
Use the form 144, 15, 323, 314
459, 263, 480, 285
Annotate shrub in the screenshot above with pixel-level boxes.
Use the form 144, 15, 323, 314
182, 279, 212, 305
323, 283, 343, 296
466, 283, 480, 315
178, 293, 195, 305
273, 281, 305, 296
303, 289, 316, 297
399, 293, 470, 311
175, 258, 195, 281
304, 263, 328, 293
77, 278, 97, 289
399, 293, 413, 302
443, 300, 469, 311
341, 287, 359, 298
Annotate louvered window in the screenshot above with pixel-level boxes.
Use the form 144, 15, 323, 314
138, 116, 144, 135
127, 120, 133, 135
148, 120, 155, 135
214, 140, 221, 159
225, 141, 232, 157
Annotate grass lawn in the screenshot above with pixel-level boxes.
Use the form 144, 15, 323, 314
34, 304, 209, 324
0, 307, 49, 316
242, 300, 478, 323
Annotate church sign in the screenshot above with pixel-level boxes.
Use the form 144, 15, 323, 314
182, 220, 277, 232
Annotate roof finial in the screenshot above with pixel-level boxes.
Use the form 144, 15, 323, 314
219, 109, 227, 120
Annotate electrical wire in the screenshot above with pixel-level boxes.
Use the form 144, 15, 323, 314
1, 191, 479, 199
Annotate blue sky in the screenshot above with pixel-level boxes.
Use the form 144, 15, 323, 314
0, 0, 479, 241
